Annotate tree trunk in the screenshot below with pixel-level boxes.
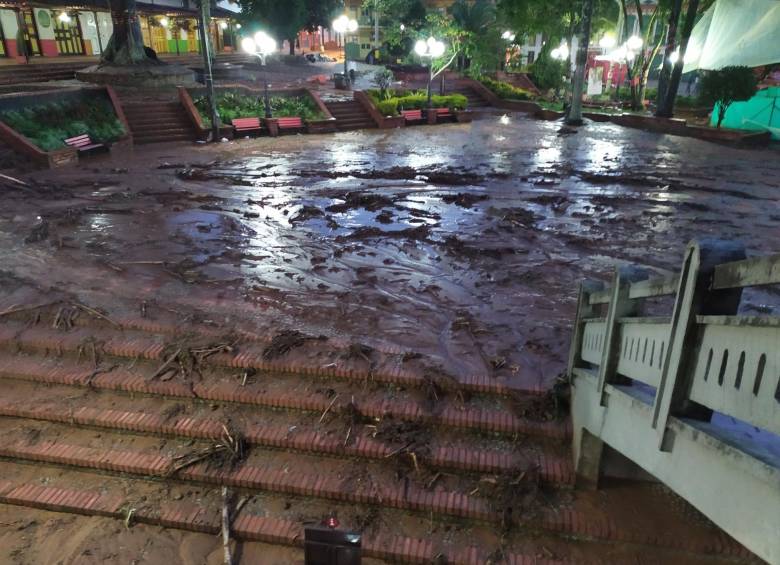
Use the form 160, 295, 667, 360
566, 0, 593, 125
289, 37, 295, 55
101, 0, 160, 65
656, 0, 682, 110
657, 0, 700, 117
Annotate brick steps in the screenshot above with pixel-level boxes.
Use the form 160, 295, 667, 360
0, 353, 567, 440
0, 429, 748, 560
0, 384, 572, 484
0, 431, 501, 524
0, 319, 543, 398
119, 101, 196, 144
325, 100, 377, 131
0, 477, 564, 565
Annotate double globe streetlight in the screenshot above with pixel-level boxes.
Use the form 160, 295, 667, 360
414, 37, 446, 109
241, 31, 277, 118
332, 14, 358, 87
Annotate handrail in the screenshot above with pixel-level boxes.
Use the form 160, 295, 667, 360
712, 253, 780, 289
569, 240, 779, 448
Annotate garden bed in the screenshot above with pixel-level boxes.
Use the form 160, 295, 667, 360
0, 86, 130, 168
180, 85, 334, 138
363, 88, 468, 123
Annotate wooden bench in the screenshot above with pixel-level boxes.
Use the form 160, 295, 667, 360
64, 134, 105, 154
435, 107, 455, 121
231, 117, 263, 136
277, 116, 304, 133
401, 109, 424, 124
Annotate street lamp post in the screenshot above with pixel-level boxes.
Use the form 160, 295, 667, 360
414, 37, 445, 110
332, 15, 358, 88
241, 31, 277, 118
501, 30, 515, 71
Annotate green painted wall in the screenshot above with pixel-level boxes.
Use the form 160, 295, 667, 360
167, 39, 189, 54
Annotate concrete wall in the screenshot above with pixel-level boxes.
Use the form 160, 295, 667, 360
0, 9, 22, 61
32, 9, 58, 57
572, 371, 780, 564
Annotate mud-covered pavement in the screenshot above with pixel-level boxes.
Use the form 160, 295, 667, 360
2, 112, 780, 390
0, 112, 777, 564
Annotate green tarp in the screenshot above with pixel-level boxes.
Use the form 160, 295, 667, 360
711, 87, 780, 140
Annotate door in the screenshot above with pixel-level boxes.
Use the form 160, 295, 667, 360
140, 17, 151, 49
151, 24, 167, 54
21, 9, 41, 56
54, 14, 85, 55
187, 21, 198, 52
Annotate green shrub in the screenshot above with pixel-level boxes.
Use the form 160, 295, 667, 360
0, 96, 125, 151
376, 99, 398, 116
478, 76, 534, 101
193, 91, 326, 125
529, 50, 567, 92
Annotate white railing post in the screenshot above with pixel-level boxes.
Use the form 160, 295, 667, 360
596, 266, 649, 403
652, 240, 745, 451
567, 279, 603, 381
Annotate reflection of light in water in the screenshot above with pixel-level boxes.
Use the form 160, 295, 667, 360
89, 214, 114, 233
494, 135, 506, 141
533, 144, 562, 168
585, 138, 624, 169
328, 144, 373, 172
401, 150, 451, 171
500, 114, 510, 125
488, 151, 511, 172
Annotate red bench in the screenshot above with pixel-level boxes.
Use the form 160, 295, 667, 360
64, 134, 105, 153
401, 109, 424, 123
435, 107, 455, 121
231, 117, 263, 136
277, 116, 304, 133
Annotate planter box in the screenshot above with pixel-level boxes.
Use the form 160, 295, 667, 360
454, 110, 473, 123
179, 84, 335, 140
306, 119, 338, 134
582, 112, 612, 123
606, 112, 771, 147
0, 85, 131, 169
535, 109, 565, 121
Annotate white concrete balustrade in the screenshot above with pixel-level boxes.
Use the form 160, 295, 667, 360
568, 240, 780, 564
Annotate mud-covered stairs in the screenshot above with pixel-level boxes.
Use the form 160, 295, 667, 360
325, 100, 377, 131
121, 101, 197, 145
0, 309, 756, 564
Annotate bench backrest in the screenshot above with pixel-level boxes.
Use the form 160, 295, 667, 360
401, 110, 422, 120
232, 117, 262, 130
278, 117, 303, 128
64, 134, 93, 148
436, 107, 452, 115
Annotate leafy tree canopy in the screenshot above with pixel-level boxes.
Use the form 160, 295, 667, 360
698, 65, 757, 127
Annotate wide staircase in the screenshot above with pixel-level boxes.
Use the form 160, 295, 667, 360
0, 53, 253, 87
445, 82, 492, 109
0, 300, 757, 563
0, 61, 90, 86
121, 101, 197, 145
325, 99, 377, 131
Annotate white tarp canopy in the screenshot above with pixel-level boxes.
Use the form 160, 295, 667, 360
684, 0, 780, 72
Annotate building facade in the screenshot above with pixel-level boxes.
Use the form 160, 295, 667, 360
0, 0, 239, 63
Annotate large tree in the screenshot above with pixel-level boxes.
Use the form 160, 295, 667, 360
101, 0, 161, 65
619, 0, 666, 111
655, 0, 715, 117
566, 0, 594, 125
239, 0, 308, 55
